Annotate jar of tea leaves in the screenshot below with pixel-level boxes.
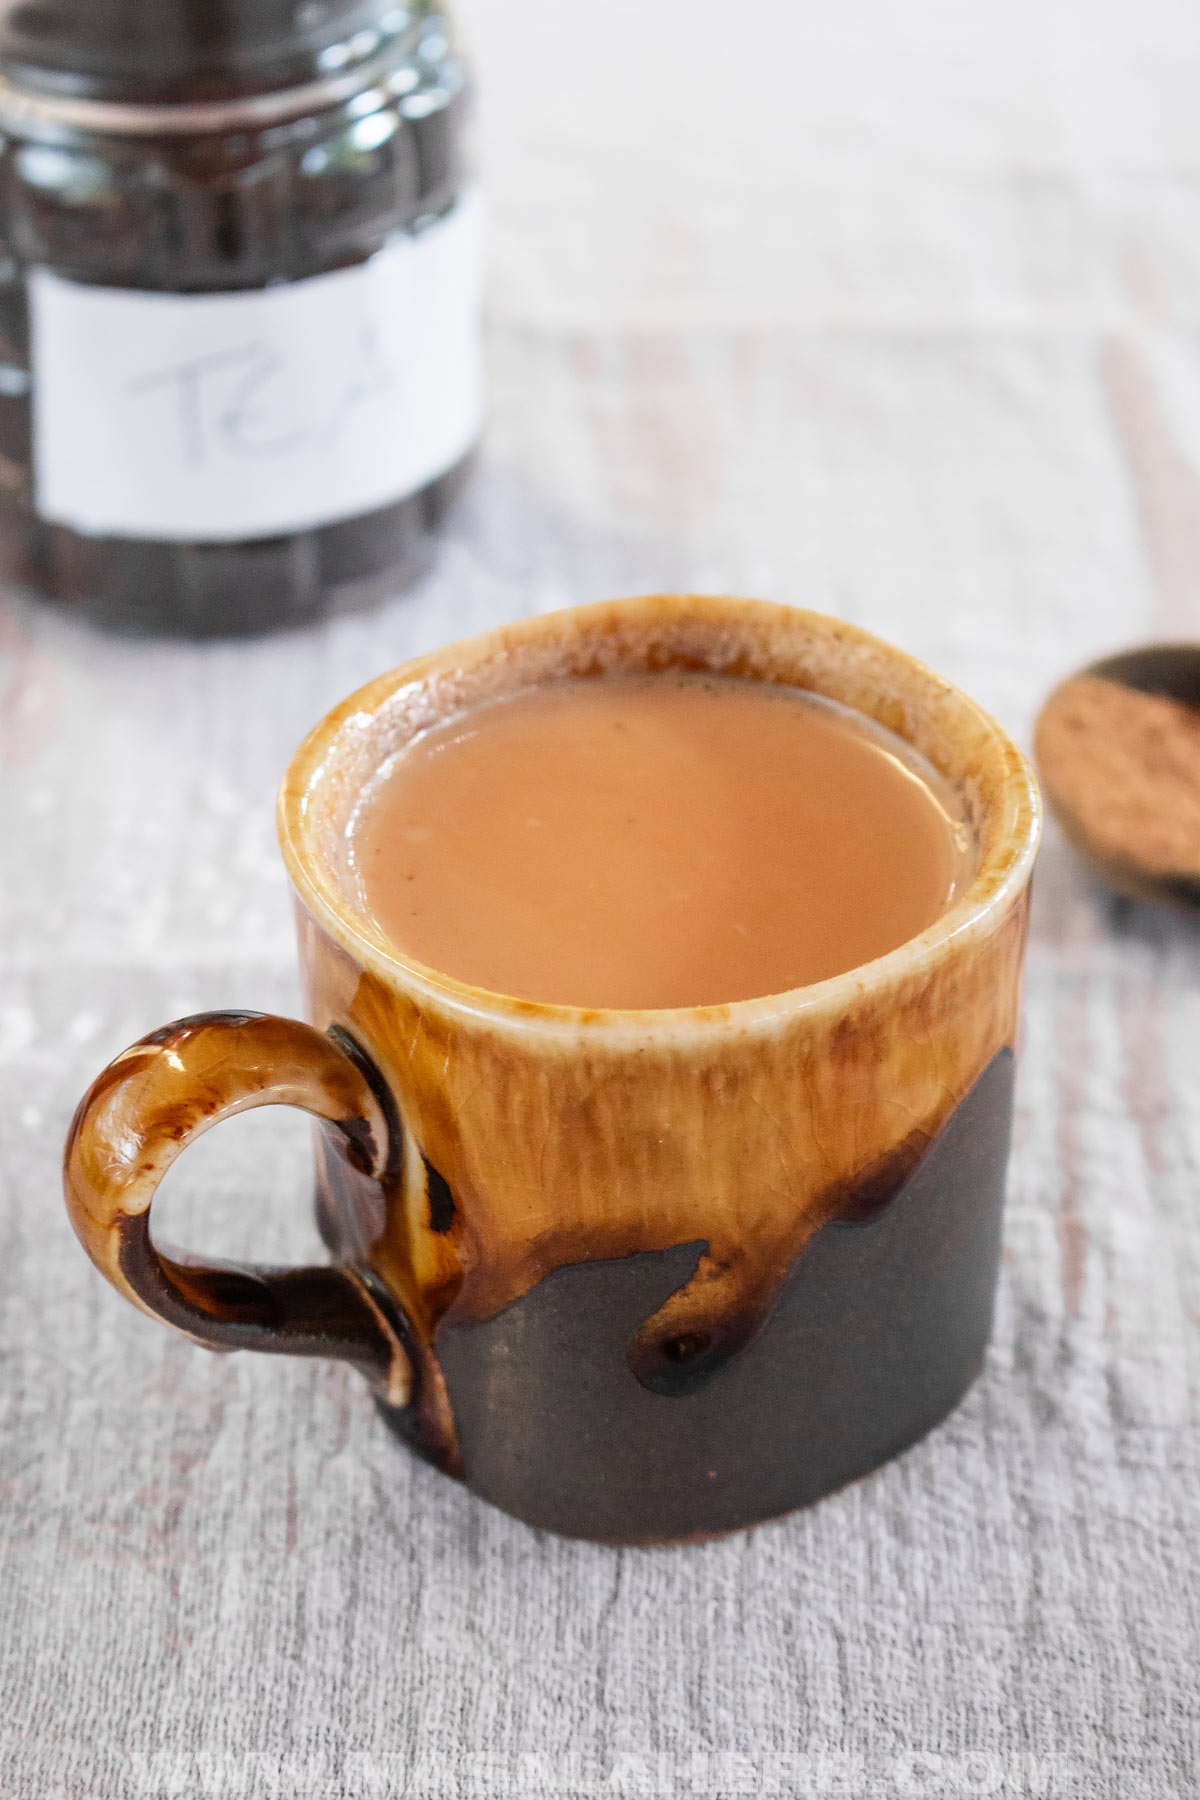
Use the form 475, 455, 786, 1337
0, 0, 481, 635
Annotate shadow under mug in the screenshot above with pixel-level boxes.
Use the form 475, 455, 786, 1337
65, 596, 1040, 1545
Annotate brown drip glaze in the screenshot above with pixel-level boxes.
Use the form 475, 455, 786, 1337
64, 596, 1040, 1544
283, 599, 1039, 1508
63, 1010, 413, 1406
430, 1047, 1016, 1543
303, 888, 1028, 1448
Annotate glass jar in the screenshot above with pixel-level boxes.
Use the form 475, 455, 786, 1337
0, 1, 480, 635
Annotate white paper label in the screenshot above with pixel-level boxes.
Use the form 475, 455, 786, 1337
30, 193, 483, 541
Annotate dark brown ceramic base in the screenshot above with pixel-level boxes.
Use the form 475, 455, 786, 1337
368, 1049, 1014, 1545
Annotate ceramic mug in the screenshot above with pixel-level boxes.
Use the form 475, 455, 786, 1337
65, 596, 1040, 1545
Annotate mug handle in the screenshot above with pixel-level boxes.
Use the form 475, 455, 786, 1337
63, 1010, 414, 1407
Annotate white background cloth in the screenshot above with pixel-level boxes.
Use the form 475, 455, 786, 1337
2, 2, 1199, 1794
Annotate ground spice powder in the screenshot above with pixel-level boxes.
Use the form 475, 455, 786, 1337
1034, 674, 1200, 877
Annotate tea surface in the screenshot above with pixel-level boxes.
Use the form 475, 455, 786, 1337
351, 675, 965, 1008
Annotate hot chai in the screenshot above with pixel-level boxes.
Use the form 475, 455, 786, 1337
351, 674, 965, 1009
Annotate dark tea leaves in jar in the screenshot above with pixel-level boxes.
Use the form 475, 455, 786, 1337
0, 1, 482, 635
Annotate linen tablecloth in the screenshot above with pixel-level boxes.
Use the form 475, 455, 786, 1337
2, 3, 1198, 1793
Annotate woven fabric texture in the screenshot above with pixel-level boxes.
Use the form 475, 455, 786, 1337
2, 2, 1199, 1794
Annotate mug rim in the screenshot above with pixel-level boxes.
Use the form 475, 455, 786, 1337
277, 595, 1041, 1041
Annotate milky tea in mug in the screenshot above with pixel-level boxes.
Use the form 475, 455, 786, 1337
64, 598, 1039, 1544
349, 672, 970, 1010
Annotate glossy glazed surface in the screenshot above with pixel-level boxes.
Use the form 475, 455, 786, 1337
284, 596, 1040, 1524
65, 597, 1040, 1542
432, 1049, 1014, 1542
